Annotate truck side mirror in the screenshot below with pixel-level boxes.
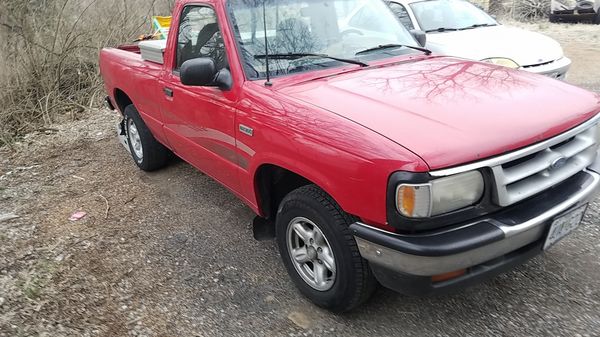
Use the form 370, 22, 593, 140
181, 58, 216, 86
180, 57, 232, 90
410, 29, 427, 47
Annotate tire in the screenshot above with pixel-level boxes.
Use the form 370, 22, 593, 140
275, 185, 377, 312
595, 11, 600, 24
124, 104, 171, 171
575, 1, 594, 11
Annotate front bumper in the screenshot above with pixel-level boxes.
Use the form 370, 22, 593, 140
522, 56, 572, 80
351, 168, 600, 295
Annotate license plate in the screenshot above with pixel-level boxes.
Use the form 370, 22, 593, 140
543, 204, 587, 250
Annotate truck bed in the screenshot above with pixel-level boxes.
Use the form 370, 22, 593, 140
116, 43, 142, 54
99, 46, 166, 142
100, 47, 163, 91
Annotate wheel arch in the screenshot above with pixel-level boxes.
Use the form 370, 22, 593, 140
254, 163, 340, 221
113, 88, 134, 114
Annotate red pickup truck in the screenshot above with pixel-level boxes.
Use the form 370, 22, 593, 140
100, 0, 600, 311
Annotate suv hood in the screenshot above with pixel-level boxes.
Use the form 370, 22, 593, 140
426, 25, 564, 67
279, 57, 600, 170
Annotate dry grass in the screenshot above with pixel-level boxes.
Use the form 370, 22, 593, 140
480, 1, 558, 21
0, 0, 173, 146
510, 0, 552, 20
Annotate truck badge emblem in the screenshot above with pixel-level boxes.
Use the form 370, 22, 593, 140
239, 124, 254, 136
549, 156, 567, 171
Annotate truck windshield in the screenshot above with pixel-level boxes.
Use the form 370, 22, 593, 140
227, 0, 418, 79
410, 0, 497, 33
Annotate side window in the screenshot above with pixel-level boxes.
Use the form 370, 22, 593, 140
388, 2, 415, 30
176, 6, 228, 71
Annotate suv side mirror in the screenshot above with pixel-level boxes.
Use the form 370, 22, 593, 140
410, 29, 427, 47
180, 57, 232, 90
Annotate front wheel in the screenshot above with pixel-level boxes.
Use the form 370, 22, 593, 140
276, 185, 377, 312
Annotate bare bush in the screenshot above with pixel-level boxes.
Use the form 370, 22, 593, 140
0, 0, 173, 145
510, 0, 552, 20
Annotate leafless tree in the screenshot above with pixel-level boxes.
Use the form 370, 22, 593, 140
0, 0, 174, 145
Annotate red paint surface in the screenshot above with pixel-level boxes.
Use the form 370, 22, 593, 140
99, 0, 600, 228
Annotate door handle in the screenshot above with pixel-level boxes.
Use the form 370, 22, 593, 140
163, 87, 173, 97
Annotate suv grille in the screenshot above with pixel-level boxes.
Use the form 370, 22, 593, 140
491, 123, 599, 206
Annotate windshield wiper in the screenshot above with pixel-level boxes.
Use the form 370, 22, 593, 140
424, 27, 460, 33
355, 43, 431, 56
459, 23, 497, 30
254, 53, 368, 67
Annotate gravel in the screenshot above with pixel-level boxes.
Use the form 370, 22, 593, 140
1, 20, 599, 337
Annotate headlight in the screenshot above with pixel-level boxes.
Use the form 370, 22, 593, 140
396, 171, 484, 218
481, 57, 520, 69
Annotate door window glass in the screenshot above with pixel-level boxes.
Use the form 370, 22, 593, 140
176, 6, 228, 71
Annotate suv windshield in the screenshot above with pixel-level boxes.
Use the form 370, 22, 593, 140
227, 0, 418, 79
410, 0, 497, 33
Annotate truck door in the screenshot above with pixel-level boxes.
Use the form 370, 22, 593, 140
160, 4, 240, 191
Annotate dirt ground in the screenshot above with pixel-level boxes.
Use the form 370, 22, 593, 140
509, 20, 600, 91
1, 22, 600, 337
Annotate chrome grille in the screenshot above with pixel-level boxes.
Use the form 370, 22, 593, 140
491, 123, 599, 206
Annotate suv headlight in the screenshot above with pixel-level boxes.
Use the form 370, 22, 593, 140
396, 171, 484, 218
482, 57, 520, 69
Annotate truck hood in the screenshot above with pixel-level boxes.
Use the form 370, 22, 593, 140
426, 25, 564, 67
279, 57, 600, 170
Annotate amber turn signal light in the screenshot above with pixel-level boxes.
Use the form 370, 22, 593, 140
431, 269, 467, 283
397, 185, 415, 216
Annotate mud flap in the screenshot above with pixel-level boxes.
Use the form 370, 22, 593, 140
118, 119, 131, 154
252, 216, 276, 241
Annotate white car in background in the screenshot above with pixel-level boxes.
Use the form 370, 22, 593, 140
384, 0, 572, 79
